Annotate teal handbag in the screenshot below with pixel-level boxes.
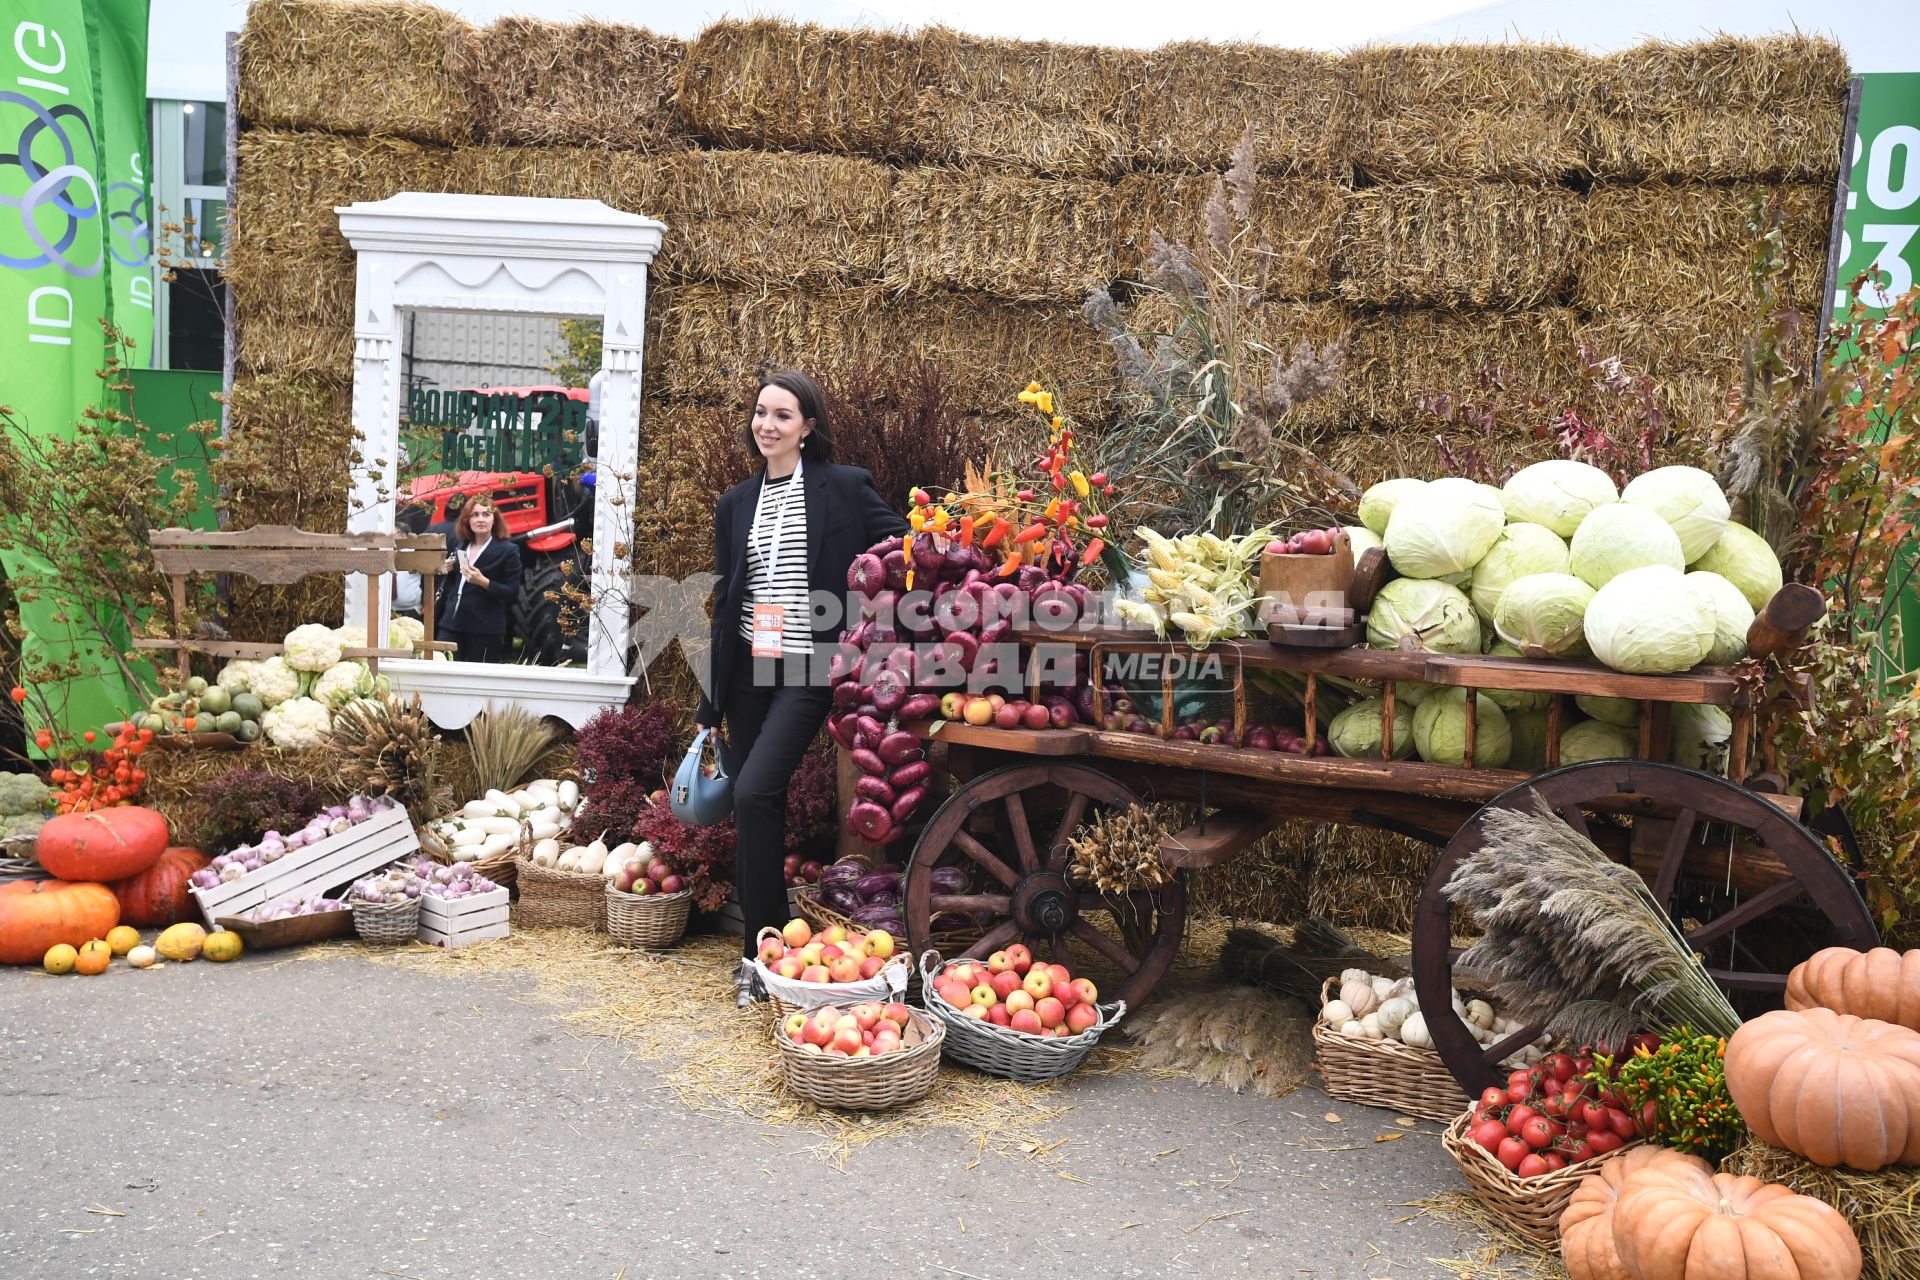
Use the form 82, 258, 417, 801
671, 728, 735, 826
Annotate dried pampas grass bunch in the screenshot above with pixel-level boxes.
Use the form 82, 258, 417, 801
1444, 797, 1740, 1045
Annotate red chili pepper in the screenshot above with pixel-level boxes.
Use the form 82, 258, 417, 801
1086, 513, 1109, 529
959, 516, 976, 548
981, 517, 1011, 548
1015, 522, 1049, 544
1081, 538, 1105, 565
1052, 471, 1068, 491
1016, 489, 1034, 503
1089, 472, 1107, 487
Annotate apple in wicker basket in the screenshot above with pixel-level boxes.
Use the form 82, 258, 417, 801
761, 921, 901, 983
784, 1004, 916, 1057
938, 958, 1101, 1039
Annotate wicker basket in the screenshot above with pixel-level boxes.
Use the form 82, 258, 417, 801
773, 1004, 945, 1111
752, 927, 910, 1011
1311, 978, 1473, 1122
514, 858, 605, 930
351, 896, 422, 945
1441, 1107, 1646, 1249
605, 884, 692, 949
419, 824, 519, 891
916, 951, 1125, 1083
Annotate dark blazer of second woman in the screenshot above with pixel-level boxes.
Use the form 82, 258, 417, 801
437, 506, 523, 642
695, 460, 908, 725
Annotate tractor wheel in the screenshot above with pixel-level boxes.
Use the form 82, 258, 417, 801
512, 554, 581, 666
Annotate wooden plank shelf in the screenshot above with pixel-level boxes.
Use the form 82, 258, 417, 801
1160, 809, 1284, 869
903, 720, 1089, 756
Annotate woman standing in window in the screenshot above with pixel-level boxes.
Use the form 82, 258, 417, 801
438, 498, 522, 663
694, 370, 908, 1006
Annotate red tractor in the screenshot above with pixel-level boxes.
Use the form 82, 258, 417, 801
403, 384, 597, 666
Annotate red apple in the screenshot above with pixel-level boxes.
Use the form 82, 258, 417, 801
1047, 963, 1072, 988
819, 943, 845, 964
801, 1012, 836, 1047
830, 1025, 863, 1054
1023, 702, 1051, 730
858, 956, 885, 980
647, 860, 670, 883
986, 1005, 1012, 1026
659, 874, 685, 894
994, 701, 1024, 730
987, 951, 1015, 975
961, 1004, 989, 1020
1035, 996, 1066, 1029
774, 956, 806, 980
1052, 980, 1080, 1010
757, 936, 787, 966
1010, 1009, 1043, 1035
990, 970, 1023, 1000
1065, 1003, 1099, 1034
1067, 977, 1098, 1007
782, 919, 813, 948
1022, 969, 1053, 1000
850, 1003, 883, 1031
829, 956, 864, 983
1005, 944, 1033, 974
782, 1012, 808, 1041
883, 1002, 912, 1027
801, 964, 831, 984
1004, 989, 1035, 1015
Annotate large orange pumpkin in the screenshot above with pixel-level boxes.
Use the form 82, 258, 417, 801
35, 807, 170, 881
1725, 1008, 1920, 1171
1786, 946, 1920, 1031
109, 846, 210, 928
0, 880, 121, 965
1560, 1146, 1712, 1280
1611, 1166, 1861, 1280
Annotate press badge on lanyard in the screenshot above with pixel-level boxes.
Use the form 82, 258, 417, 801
749, 458, 801, 659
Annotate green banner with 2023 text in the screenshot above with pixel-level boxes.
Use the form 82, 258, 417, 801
0, 0, 151, 737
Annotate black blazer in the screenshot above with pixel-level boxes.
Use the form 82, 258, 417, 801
437, 535, 523, 638
697, 460, 908, 724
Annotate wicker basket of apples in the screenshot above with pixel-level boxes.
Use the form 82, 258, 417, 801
604, 847, 693, 949
752, 921, 909, 1014
774, 1000, 945, 1111
918, 948, 1124, 1083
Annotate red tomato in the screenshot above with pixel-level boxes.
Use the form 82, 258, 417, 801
1572, 1055, 1594, 1077
1507, 1104, 1541, 1134
1516, 1153, 1550, 1178
1570, 1139, 1595, 1163
1588, 1130, 1624, 1156
1580, 1101, 1610, 1130
1544, 1053, 1576, 1084
1508, 1068, 1534, 1093
1480, 1086, 1509, 1112
1519, 1116, 1556, 1150
1470, 1119, 1510, 1153
1541, 1094, 1568, 1119
1496, 1136, 1529, 1171
1640, 1101, 1660, 1136
1541, 1152, 1568, 1172
1606, 1108, 1638, 1140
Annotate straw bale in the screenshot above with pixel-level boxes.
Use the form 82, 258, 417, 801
1591, 35, 1849, 117
234, 311, 354, 379
883, 169, 1115, 302
675, 20, 924, 159
910, 27, 1142, 178
1586, 108, 1844, 184
1574, 182, 1832, 320
1347, 44, 1592, 181
470, 17, 685, 151
440, 144, 643, 208
1322, 425, 1553, 489
231, 128, 457, 265
239, 0, 476, 144
1133, 42, 1351, 177
1335, 181, 1579, 310
1111, 173, 1345, 300
901, 294, 1122, 416
649, 150, 893, 286
1347, 307, 1583, 427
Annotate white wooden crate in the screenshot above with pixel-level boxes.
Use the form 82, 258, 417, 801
190, 806, 420, 926
417, 884, 510, 948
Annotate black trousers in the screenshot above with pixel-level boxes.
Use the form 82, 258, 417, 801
447, 630, 507, 663
721, 648, 830, 957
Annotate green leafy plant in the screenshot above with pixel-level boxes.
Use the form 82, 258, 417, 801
1588, 1028, 1745, 1162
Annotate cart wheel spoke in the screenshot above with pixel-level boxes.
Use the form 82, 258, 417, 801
1652, 807, 1698, 903
1070, 918, 1141, 973
1482, 1023, 1543, 1067
963, 919, 1020, 961
1555, 804, 1590, 838
1047, 791, 1090, 871
1704, 967, 1789, 993
1686, 876, 1805, 949
1005, 792, 1039, 873
951, 829, 1020, 889
932, 893, 1010, 917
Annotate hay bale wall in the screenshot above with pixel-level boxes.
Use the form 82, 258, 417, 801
227, 7, 1846, 927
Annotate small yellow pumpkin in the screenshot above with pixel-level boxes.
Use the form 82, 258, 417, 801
201, 930, 243, 963
74, 939, 112, 975
105, 924, 141, 956
154, 922, 207, 962
42, 942, 77, 974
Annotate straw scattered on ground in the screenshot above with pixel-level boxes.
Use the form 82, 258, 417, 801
239, 0, 476, 143
1409, 1189, 1571, 1280
469, 17, 686, 151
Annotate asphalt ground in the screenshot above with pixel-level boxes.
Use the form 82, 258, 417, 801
0, 947, 1514, 1280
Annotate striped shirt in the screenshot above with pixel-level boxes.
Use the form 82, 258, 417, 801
739, 473, 814, 655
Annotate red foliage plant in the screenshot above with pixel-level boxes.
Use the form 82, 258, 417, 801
630, 795, 736, 912
576, 699, 679, 791
783, 738, 837, 853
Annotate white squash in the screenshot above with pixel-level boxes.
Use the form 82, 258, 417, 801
531, 837, 560, 863
1400, 1011, 1432, 1049
557, 849, 584, 873
1376, 996, 1413, 1037
1339, 967, 1371, 987
1339, 980, 1380, 1017
475, 832, 517, 858
1465, 998, 1494, 1030
1386, 975, 1416, 1000
609, 842, 639, 868
448, 825, 488, 848
1339, 1019, 1366, 1037
483, 789, 522, 819
578, 844, 609, 876
1321, 999, 1354, 1026
1358, 1013, 1383, 1040
558, 779, 580, 809
1370, 975, 1397, 1000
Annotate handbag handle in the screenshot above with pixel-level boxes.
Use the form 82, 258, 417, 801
690, 727, 732, 781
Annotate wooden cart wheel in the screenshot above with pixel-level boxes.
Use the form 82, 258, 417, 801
903, 762, 1186, 1010
1412, 760, 1878, 1096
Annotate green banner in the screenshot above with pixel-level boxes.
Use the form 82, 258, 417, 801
1833, 73, 1920, 320
0, 0, 151, 736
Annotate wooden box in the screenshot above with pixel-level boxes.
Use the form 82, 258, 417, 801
417, 884, 510, 948
1258, 531, 1356, 622
189, 806, 420, 926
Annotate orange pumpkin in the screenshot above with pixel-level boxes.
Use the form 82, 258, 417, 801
35, 807, 169, 882
74, 939, 112, 975
1725, 1008, 1920, 1171
109, 846, 209, 928
1786, 946, 1920, 1031
1612, 1166, 1861, 1280
1560, 1146, 1712, 1280
0, 880, 121, 965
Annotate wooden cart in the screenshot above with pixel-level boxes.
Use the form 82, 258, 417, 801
893, 582, 1876, 1095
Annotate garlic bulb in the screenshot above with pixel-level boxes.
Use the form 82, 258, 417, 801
1386, 975, 1416, 1000
1465, 998, 1494, 1030
1400, 1011, 1432, 1049
1339, 980, 1380, 1018
1321, 999, 1354, 1026
1358, 1013, 1384, 1040
1376, 996, 1413, 1037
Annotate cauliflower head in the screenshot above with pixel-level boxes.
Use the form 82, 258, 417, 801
261, 696, 333, 749
333, 625, 368, 650
312, 661, 373, 708
248, 655, 302, 708
215, 659, 259, 693
388, 616, 425, 653
283, 623, 345, 672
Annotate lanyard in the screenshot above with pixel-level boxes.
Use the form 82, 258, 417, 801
750, 456, 803, 584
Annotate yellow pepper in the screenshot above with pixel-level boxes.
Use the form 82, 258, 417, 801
1070, 470, 1090, 498
909, 509, 927, 532
1037, 392, 1054, 416
928, 509, 950, 532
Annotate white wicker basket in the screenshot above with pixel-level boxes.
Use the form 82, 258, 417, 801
750, 927, 909, 1010
916, 951, 1124, 1083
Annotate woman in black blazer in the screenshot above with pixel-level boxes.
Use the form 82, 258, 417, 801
437, 498, 523, 663
694, 370, 909, 1005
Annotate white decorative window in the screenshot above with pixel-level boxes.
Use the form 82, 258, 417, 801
337, 193, 665, 728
